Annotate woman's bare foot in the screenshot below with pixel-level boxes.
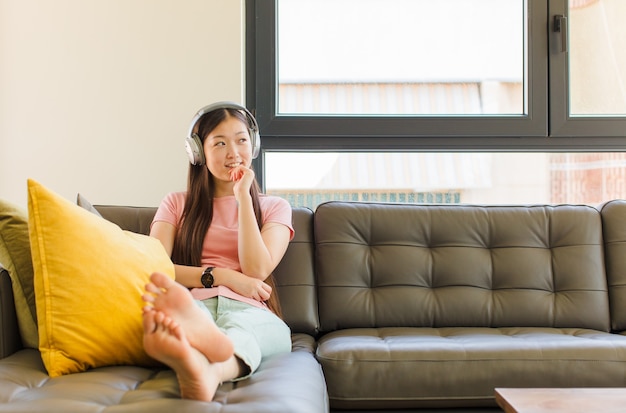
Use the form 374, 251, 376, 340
142, 272, 234, 362
142, 309, 221, 401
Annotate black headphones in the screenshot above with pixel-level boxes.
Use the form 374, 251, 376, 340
184, 101, 261, 166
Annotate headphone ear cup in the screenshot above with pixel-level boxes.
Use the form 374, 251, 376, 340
185, 134, 205, 165
251, 129, 261, 159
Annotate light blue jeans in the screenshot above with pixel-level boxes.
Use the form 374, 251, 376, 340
196, 296, 292, 381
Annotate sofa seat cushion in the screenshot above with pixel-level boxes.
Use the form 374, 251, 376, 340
0, 335, 328, 413
317, 327, 626, 410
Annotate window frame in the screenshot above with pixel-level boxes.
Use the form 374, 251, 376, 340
548, 0, 626, 138
247, 0, 626, 184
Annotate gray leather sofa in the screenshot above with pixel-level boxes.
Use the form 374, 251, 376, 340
3, 199, 626, 412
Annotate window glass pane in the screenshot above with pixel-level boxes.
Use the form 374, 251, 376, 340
277, 0, 526, 116
569, 0, 626, 116
265, 152, 626, 209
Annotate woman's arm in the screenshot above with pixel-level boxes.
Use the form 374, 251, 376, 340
150, 221, 204, 287
236, 192, 291, 280
232, 167, 291, 280
150, 220, 274, 301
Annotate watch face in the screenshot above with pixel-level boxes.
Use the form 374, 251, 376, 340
201, 267, 214, 288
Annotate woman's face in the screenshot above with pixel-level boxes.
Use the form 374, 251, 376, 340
202, 114, 252, 182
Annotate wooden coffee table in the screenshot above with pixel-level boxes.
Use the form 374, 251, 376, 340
495, 388, 626, 413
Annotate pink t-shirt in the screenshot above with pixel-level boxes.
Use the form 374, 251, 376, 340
152, 192, 294, 308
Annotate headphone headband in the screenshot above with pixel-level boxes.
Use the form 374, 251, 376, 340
185, 101, 261, 165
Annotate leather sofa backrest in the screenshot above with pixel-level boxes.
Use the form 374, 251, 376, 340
273, 207, 319, 336
599, 200, 626, 331
95, 205, 158, 235
93, 204, 319, 336
314, 201, 610, 333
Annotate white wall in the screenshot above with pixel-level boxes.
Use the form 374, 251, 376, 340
0, 0, 245, 208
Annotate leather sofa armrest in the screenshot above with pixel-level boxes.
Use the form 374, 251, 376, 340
0, 266, 21, 359
291, 332, 318, 353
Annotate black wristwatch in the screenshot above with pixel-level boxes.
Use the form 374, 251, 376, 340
201, 266, 214, 288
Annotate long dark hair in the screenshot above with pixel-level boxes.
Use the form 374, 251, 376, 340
171, 107, 282, 317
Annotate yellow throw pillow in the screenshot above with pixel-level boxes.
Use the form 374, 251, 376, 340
27, 179, 175, 377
